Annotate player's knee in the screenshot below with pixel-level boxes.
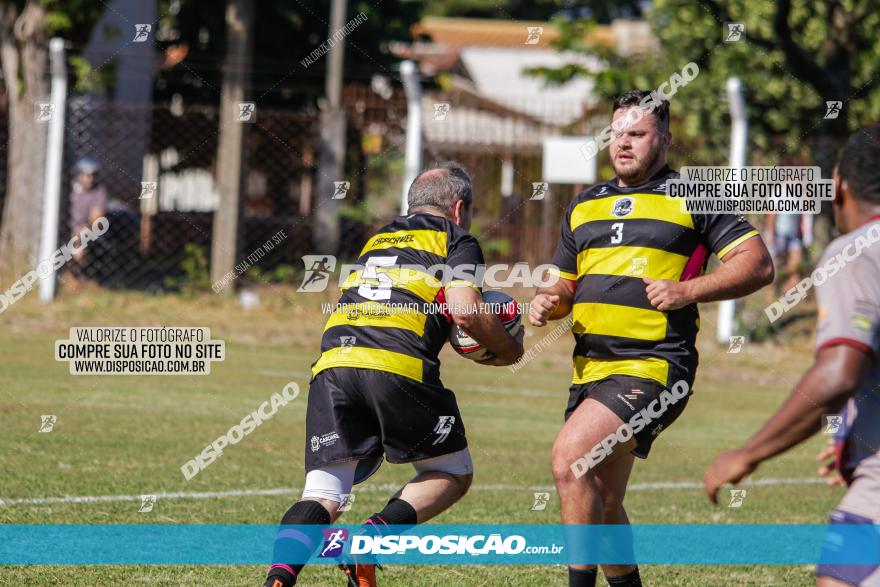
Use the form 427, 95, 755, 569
552, 442, 593, 485
553, 457, 582, 487
281, 499, 333, 526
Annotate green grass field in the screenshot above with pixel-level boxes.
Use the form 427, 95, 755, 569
0, 285, 841, 586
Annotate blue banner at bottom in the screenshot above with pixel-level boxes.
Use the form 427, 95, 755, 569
1, 524, 879, 565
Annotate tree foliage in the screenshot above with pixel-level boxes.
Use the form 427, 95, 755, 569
421, 0, 642, 22
537, 0, 880, 168
154, 0, 422, 107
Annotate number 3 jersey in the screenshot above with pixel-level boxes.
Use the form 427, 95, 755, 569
550, 165, 759, 387
311, 212, 485, 385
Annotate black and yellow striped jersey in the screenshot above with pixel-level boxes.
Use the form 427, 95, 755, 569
550, 165, 759, 387
311, 212, 484, 384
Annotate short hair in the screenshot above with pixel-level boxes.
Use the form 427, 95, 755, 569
838, 125, 880, 204
407, 162, 473, 212
612, 90, 670, 131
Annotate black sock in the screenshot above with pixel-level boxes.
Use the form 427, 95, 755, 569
341, 498, 417, 569
569, 566, 598, 587
265, 500, 331, 587
606, 567, 642, 587
366, 497, 418, 530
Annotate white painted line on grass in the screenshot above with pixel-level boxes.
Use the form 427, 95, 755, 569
0, 487, 296, 506
0, 477, 825, 507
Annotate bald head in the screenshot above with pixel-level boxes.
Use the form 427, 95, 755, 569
407, 163, 473, 214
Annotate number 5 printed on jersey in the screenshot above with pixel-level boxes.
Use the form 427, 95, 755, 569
358, 255, 398, 300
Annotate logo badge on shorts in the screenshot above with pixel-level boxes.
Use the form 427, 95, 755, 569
432, 416, 455, 445
616, 394, 636, 411
623, 388, 643, 401
612, 197, 634, 218
311, 431, 340, 452
319, 528, 349, 558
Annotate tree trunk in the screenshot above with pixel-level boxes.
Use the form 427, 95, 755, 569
0, 1, 48, 279
313, 0, 348, 255
210, 0, 253, 292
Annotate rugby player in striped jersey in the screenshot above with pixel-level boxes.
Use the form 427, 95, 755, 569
529, 91, 775, 587
264, 164, 523, 587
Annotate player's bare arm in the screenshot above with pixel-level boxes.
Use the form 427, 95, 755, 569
445, 284, 524, 365
644, 235, 774, 311
529, 276, 576, 326
703, 344, 872, 504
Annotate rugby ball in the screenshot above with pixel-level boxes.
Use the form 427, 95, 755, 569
448, 291, 523, 361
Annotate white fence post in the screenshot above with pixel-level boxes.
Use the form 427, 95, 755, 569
400, 60, 422, 215
717, 77, 748, 343
38, 38, 68, 303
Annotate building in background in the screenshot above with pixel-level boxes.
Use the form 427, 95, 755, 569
391, 17, 657, 262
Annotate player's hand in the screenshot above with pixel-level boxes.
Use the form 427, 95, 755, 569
528, 294, 559, 326
816, 439, 845, 486
477, 326, 525, 366
643, 277, 694, 311
703, 448, 757, 505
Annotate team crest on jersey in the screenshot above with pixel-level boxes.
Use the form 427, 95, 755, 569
612, 197, 634, 218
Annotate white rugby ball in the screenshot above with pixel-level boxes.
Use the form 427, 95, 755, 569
448, 291, 523, 361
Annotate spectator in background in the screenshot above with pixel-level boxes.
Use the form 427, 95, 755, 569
766, 208, 807, 292
68, 157, 107, 281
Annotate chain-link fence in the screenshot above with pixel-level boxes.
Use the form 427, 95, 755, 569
58, 97, 375, 293
7, 81, 593, 297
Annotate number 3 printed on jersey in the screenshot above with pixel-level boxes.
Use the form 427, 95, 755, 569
358, 255, 397, 300
611, 222, 624, 244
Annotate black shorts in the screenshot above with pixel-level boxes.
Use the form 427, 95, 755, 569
305, 367, 468, 477
564, 374, 692, 459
